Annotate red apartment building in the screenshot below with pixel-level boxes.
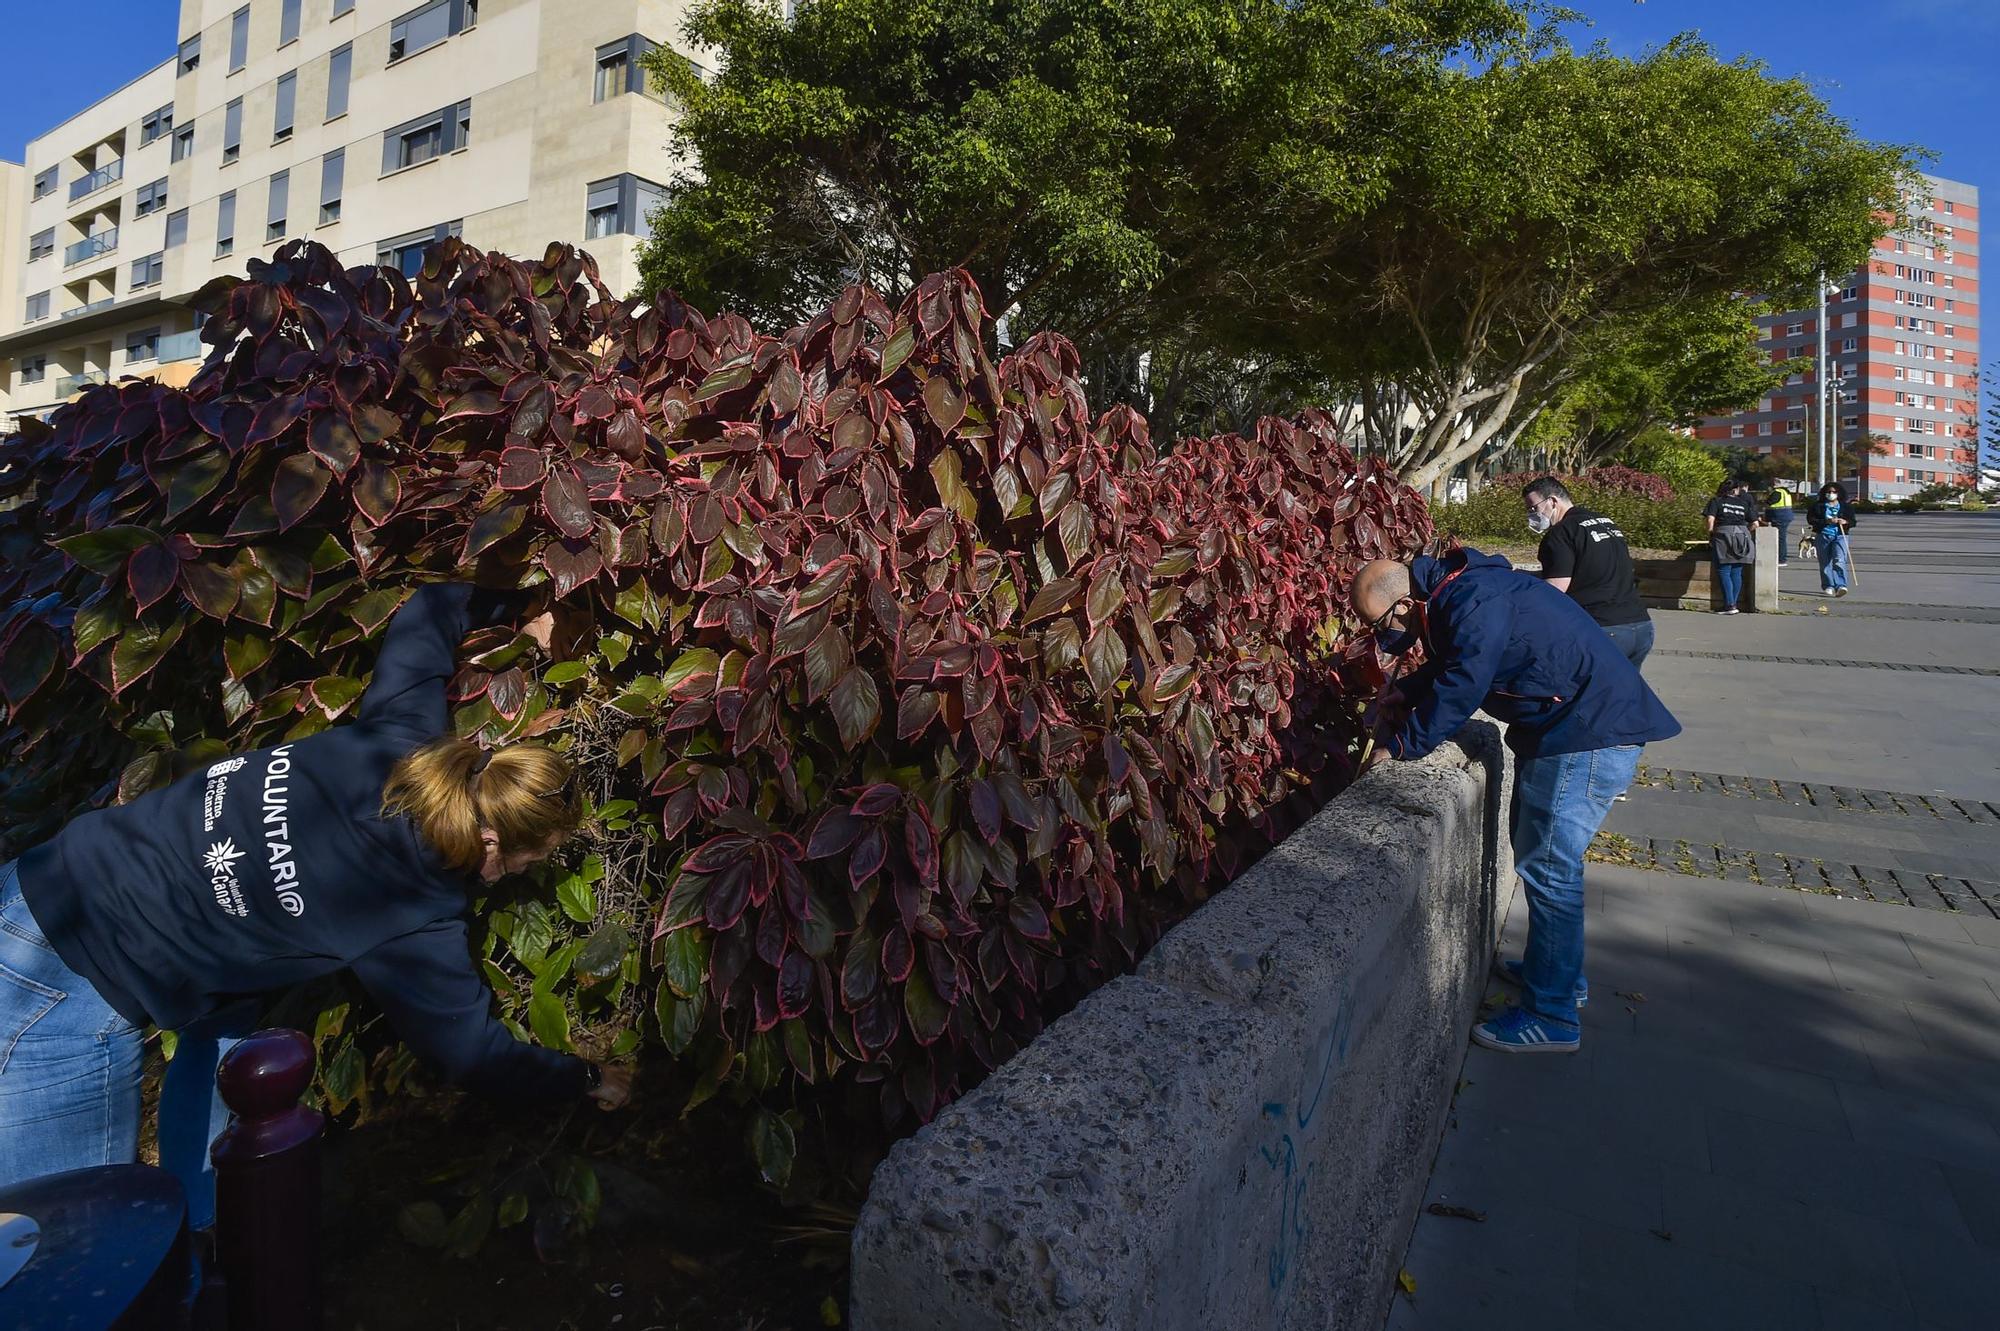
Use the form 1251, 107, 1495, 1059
1698, 173, 1981, 499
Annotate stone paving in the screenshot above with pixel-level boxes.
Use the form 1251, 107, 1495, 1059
1389, 514, 2000, 1331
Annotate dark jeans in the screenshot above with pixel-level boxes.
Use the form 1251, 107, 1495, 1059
1771, 513, 1794, 563
1602, 619, 1654, 668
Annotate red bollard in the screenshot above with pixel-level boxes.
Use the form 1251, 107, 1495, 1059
210, 1028, 325, 1331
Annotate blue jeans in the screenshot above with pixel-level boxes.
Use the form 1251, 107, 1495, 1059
1715, 561, 1745, 609
1511, 745, 1643, 1031
0, 862, 237, 1228
1817, 531, 1850, 591
1771, 515, 1794, 563
1601, 619, 1654, 669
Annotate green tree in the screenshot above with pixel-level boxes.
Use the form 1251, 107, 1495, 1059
1515, 296, 1784, 469
1617, 427, 1728, 497
1270, 37, 1917, 487
637, 0, 1531, 419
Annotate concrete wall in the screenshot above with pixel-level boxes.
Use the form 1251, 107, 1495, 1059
850, 723, 1511, 1331
1634, 526, 1780, 611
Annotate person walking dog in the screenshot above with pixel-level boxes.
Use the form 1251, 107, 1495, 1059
1809, 483, 1857, 597
1352, 549, 1681, 1054
1764, 485, 1796, 566
1523, 476, 1654, 667
1704, 479, 1758, 614
0, 583, 633, 1228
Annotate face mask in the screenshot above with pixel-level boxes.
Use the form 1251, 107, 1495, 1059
1374, 599, 1425, 656
1526, 508, 1551, 535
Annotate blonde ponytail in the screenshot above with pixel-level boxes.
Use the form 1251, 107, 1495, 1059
382, 737, 578, 872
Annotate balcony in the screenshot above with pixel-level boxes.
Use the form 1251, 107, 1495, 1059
159, 329, 205, 364
56, 371, 107, 397
64, 229, 118, 267
68, 159, 125, 203
61, 297, 117, 321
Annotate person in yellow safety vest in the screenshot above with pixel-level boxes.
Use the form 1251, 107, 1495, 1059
1763, 485, 1796, 566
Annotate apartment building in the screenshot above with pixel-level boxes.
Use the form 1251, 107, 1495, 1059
1, 0, 692, 430
1697, 173, 1982, 500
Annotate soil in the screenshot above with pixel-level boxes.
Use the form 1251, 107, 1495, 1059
314, 1092, 847, 1331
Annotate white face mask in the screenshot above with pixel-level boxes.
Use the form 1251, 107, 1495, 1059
1526, 508, 1551, 534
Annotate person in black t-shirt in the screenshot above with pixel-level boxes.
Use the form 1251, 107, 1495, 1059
1703, 479, 1758, 615
1523, 477, 1654, 665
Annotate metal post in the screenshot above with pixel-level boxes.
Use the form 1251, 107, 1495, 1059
1815, 271, 1829, 492
210, 1029, 324, 1331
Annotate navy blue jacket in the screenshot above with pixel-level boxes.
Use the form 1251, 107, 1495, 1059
1385, 548, 1682, 761
19, 584, 588, 1103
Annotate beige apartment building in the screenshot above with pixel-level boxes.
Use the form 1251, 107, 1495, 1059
1, 0, 693, 430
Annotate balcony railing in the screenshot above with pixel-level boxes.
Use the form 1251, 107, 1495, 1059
68, 158, 125, 202
64, 228, 119, 267
159, 329, 205, 364
56, 371, 107, 397
60, 297, 117, 321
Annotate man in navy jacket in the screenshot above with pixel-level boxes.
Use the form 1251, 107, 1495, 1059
1353, 547, 1681, 1053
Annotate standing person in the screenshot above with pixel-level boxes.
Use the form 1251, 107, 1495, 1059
1764, 484, 1796, 566
1704, 479, 1758, 614
1809, 482, 1856, 597
1352, 550, 1681, 1054
1523, 477, 1654, 667
0, 583, 634, 1228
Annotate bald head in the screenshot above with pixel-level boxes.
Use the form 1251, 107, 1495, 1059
1351, 559, 1412, 625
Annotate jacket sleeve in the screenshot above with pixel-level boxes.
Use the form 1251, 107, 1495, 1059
349, 919, 591, 1104
1386, 588, 1513, 761
356, 583, 529, 740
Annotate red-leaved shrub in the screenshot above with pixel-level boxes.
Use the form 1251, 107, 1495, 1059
0, 241, 1428, 1178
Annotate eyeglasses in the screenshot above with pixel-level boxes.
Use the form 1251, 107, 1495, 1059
1364, 596, 1410, 634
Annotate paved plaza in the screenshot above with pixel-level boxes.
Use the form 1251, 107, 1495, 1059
1390, 514, 2000, 1331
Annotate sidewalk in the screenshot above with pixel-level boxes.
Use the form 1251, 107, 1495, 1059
1389, 514, 2000, 1331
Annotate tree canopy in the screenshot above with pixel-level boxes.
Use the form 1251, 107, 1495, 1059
638, 5, 1920, 481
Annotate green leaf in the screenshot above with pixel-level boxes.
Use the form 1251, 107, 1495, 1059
443, 1193, 495, 1260
543, 659, 591, 685
748, 1108, 797, 1187
904, 965, 950, 1044
397, 1201, 448, 1249
692, 354, 754, 401
167, 449, 231, 519
510, 899, 553, 968
322, 1039, 366, 1115
878, 324, 917, 380
1083, 625, 1128, 694
661, 926, 710, 998
528, 988, 571, 1050
496, 1192, 530, 1229
55, 525, 156, 575
71, 599, 127, 659
109, 618, 187, 696
310, 674, 365, 719
661, 647, 720, 695
654, 985, 705, 1055
555, 871, 597, 924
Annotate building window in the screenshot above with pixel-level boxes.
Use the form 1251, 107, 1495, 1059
320, 149, 345, 224
273, 73, 297, 141
326, 44, 351, 120
1842, 416, 1858, 430
135, 177, 170, 217
594, 35, 666, 102
381, 101, 471, 173
140, 103, 175, 146
28, 229, 55, 263
334, 0, 355, 14
165, 208, 189, 248
178, 35, 201, 74
584, 174, 668, 238
1729, 424, 1744, 439
217, 191, 237, 257
377, 220, 463, 278
172, 124, 195, 162
229, 6, 250, 72
223, 98, 243, 163
126, 327, 162, 363
1942, 201, 1954, 215
280, 0, 302, 45
389, 0, 476, 63
267, 170, 290, 242
1786, 322, 1802, 335
21, 356, 47, 384
24, 292, 50, 324
32, 167, 57, 200
1840, 337, 1856, 352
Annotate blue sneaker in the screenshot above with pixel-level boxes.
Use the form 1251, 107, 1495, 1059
1494, 957, 1588, 1008
1472, 1006, 1580, 1054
